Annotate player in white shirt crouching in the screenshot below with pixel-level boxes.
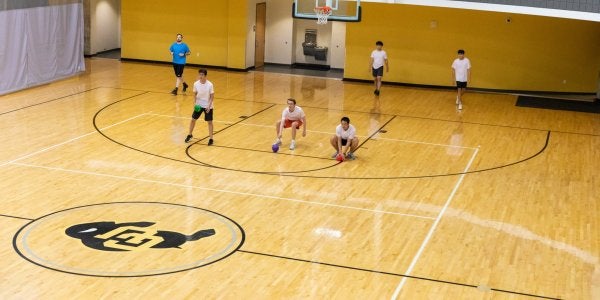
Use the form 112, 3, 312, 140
330, 116, 359, 160
275, 98, 306, 150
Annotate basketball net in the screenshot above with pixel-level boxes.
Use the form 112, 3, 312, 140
314, 6, 332, 25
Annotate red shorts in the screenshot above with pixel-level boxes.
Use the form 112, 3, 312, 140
283, 119, 303, 129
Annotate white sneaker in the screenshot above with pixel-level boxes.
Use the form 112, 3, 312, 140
290, 140, 296, 150
458, 102, 463, 110
275, 138, 282, 146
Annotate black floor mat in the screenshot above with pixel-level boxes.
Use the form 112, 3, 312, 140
516, 96, 600, 114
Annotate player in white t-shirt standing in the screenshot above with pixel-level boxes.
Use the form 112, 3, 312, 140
275, 98, 306, 150
185, 69, 215, 145
370, 41, 388, 96
330, 116, 359, 160
451, 49, 471, 110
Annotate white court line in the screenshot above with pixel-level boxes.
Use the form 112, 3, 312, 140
145, 113, 478, 150
10, 162, 436, 221
0, 113, 147, 168
390, 147, 480, 299
375, 137, 477, 150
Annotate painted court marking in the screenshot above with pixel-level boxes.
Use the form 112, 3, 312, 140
10, 162, 436, 221
145, 112, 479, 150
0, 113, 147, 168
2, 110, 474, 222
390, 147, 480, 299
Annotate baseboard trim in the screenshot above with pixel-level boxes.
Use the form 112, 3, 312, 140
85, 48, 121, 58
292, 63, 331, 71
341, 78, 597, 96
119, 57, 254, 72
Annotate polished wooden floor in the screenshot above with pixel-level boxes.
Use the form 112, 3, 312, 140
1, 58, 599, 299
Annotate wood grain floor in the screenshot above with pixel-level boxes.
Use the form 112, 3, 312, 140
0, 58, 598, 299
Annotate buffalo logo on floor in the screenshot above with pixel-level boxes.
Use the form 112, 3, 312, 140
65, 221, 215, 251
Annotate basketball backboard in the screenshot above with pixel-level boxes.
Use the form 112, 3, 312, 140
293, 0, 361, 22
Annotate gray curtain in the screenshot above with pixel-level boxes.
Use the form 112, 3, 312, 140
0, 1, 85, 95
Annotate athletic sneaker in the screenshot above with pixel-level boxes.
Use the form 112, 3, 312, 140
458, 102, 463, 110
346, 152, 356, 160
331, 152, 339, 158
275, 138, 282, 146
208, 138, 214, 146
185, 134, 193, 143
182, 82, 188, 93
171, 87, 178, 95
374, 89, 380, 96
289, 140, 296, 150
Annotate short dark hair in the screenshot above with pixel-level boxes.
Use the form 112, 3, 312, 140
341, 116, 350, 123
287, 98, 296, 104
376, 41, 383, 46
177, 33, 183, 37
198, 68, 207, 75
457, 49, 465, 54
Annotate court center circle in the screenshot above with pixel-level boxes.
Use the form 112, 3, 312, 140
13, 202, 245, 277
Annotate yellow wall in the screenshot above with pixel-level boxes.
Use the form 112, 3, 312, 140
121, 0, 247, 69
227, 0, 248, 69
345, 3, 600, 92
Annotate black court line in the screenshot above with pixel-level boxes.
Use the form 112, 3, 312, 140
93, 93, 551, 179
12, 201, 246, 278
103, 87, 600, 137
0, 214, 34, 221
355, 115, 397, 151
184, 115, 397, 175
184, 104, 277, 145
93, 92, 212, 167
185, 125, 548, 179
237, 249, 561, 300
184, 106, 345, 174
244, 129, 544, 178
94, 98, 278, 169
0, 87, 101, 116
193, 143, 332, 161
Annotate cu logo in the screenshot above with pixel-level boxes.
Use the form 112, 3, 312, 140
65, 221, 216, 252
14, 202, 245, 277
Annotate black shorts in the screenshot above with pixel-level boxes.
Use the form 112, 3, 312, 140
192, 107, 213, 121
372, 66, 384, 77
341, 138, 348, 146
173, 63, 185, 77
456, 81, 467, 88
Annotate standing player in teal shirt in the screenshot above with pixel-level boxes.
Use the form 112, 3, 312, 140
169, 33, 191, 95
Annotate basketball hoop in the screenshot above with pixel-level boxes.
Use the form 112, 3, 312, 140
314, 6, 332, 24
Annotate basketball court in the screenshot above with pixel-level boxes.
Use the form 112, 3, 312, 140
1, 0, 599, 299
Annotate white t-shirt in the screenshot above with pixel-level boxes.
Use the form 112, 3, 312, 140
452, 58, 471, 82
336, 124, 356, 140
193, 80, 214, 108
281, 106, 305, 121
371, 50, 388, 69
